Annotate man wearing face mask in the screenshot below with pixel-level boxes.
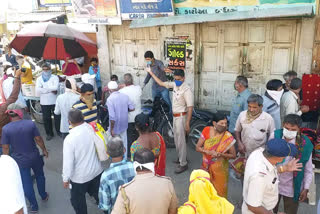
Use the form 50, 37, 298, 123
242, 138, 302, 214
112, 148, 178, 214
88, 58, 101, 100
146, 69, 193, 174
72, 83, 98, 124
280, 78, 309, 124
262, 79, 284, 130
36, 63, 61, 141
143, 51, 172, 112
271, 114, 313, 214
235, 94, 275, 157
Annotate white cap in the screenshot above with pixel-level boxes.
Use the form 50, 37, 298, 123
108, 81, 118, 90
6, 67, 14, 76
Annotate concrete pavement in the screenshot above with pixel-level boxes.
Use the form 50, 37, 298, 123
31, 123, 318, 214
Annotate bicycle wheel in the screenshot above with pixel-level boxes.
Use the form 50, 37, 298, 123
188, 119, 207, 149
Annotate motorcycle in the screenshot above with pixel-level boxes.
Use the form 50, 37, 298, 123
97, 103, 109, 131
188, 109, 215, 148
142, 97, 175, 148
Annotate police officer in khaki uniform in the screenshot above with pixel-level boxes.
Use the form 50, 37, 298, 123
242, 139, 302, 214
112, 149, 178, 214
146, 69, 193, 174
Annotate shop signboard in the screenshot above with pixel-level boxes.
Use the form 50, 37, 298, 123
39, 0, 72, 7
120, 0, 174, 20
165, 39, 186, 70
173, 0, 316, 16
71, 0, 121, 25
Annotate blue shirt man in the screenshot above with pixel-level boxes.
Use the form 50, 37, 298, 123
106, 81, 135, 158
98, 137, 135, 214
88, 57, 102, 101
229, 76, 252, 133
1, 103, 49, 213
5, 47, 18, 68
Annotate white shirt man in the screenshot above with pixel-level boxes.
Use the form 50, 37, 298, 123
36, 64, 60, 140
36, 72, 59, 106
62, 109, 103, 214
3, 76, 27, 108
242, 148, 279, 213
119, 85, 142, 123
62, 122, 103, 184
54, 79, 80, 136
0, 155, 27, 214
242, 138, 299, 214
280, 78, 309, 124
119, 74, 142, 157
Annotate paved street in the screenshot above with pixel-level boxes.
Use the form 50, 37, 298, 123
31, 123, 319, 214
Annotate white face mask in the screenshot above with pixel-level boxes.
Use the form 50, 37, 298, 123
283, 128, 297, 140
133, 161, 154, 174
267, 89, 284, 105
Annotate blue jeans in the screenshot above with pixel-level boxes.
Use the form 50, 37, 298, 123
152, 88, 172, 114
19, 156, 47, 211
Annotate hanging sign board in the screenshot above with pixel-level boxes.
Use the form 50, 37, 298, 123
120, 0, 174, 20
39, 0, 71, 7
165, 39, 186, 70
71, 0, 121, 25
173, 0, 316, 16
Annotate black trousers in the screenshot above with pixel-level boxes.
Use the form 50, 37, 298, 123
127, 122, 139, 158
70, 173, 102, 214
273, 194, 299, 214
96, 87, 102, 101
41, 105, 60, 136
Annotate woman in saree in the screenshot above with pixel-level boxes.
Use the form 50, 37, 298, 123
178, 169, 234, 214
196, 113, 236, 198
130, 113, 166, 176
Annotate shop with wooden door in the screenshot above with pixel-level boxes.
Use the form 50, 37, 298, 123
105, 18, 314, 111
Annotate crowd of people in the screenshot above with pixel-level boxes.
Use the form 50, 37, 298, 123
0, 47, 317, 214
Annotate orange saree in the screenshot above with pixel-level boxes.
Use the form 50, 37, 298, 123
200, 127, 235, 198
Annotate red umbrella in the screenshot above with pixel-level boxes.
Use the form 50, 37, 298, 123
10, 22, 97, 60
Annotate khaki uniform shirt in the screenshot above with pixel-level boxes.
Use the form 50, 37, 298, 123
112, 173, 178, 214
242, 148, 279, 214
235, 111, 275, 156
164, 82, 193, 113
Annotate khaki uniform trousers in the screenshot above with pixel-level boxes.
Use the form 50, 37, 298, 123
173, 115, 187, 166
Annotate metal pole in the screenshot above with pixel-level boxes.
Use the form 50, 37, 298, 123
55, 37, 58, 72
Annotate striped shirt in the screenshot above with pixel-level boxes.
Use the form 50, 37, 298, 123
72, 100, 98, 123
